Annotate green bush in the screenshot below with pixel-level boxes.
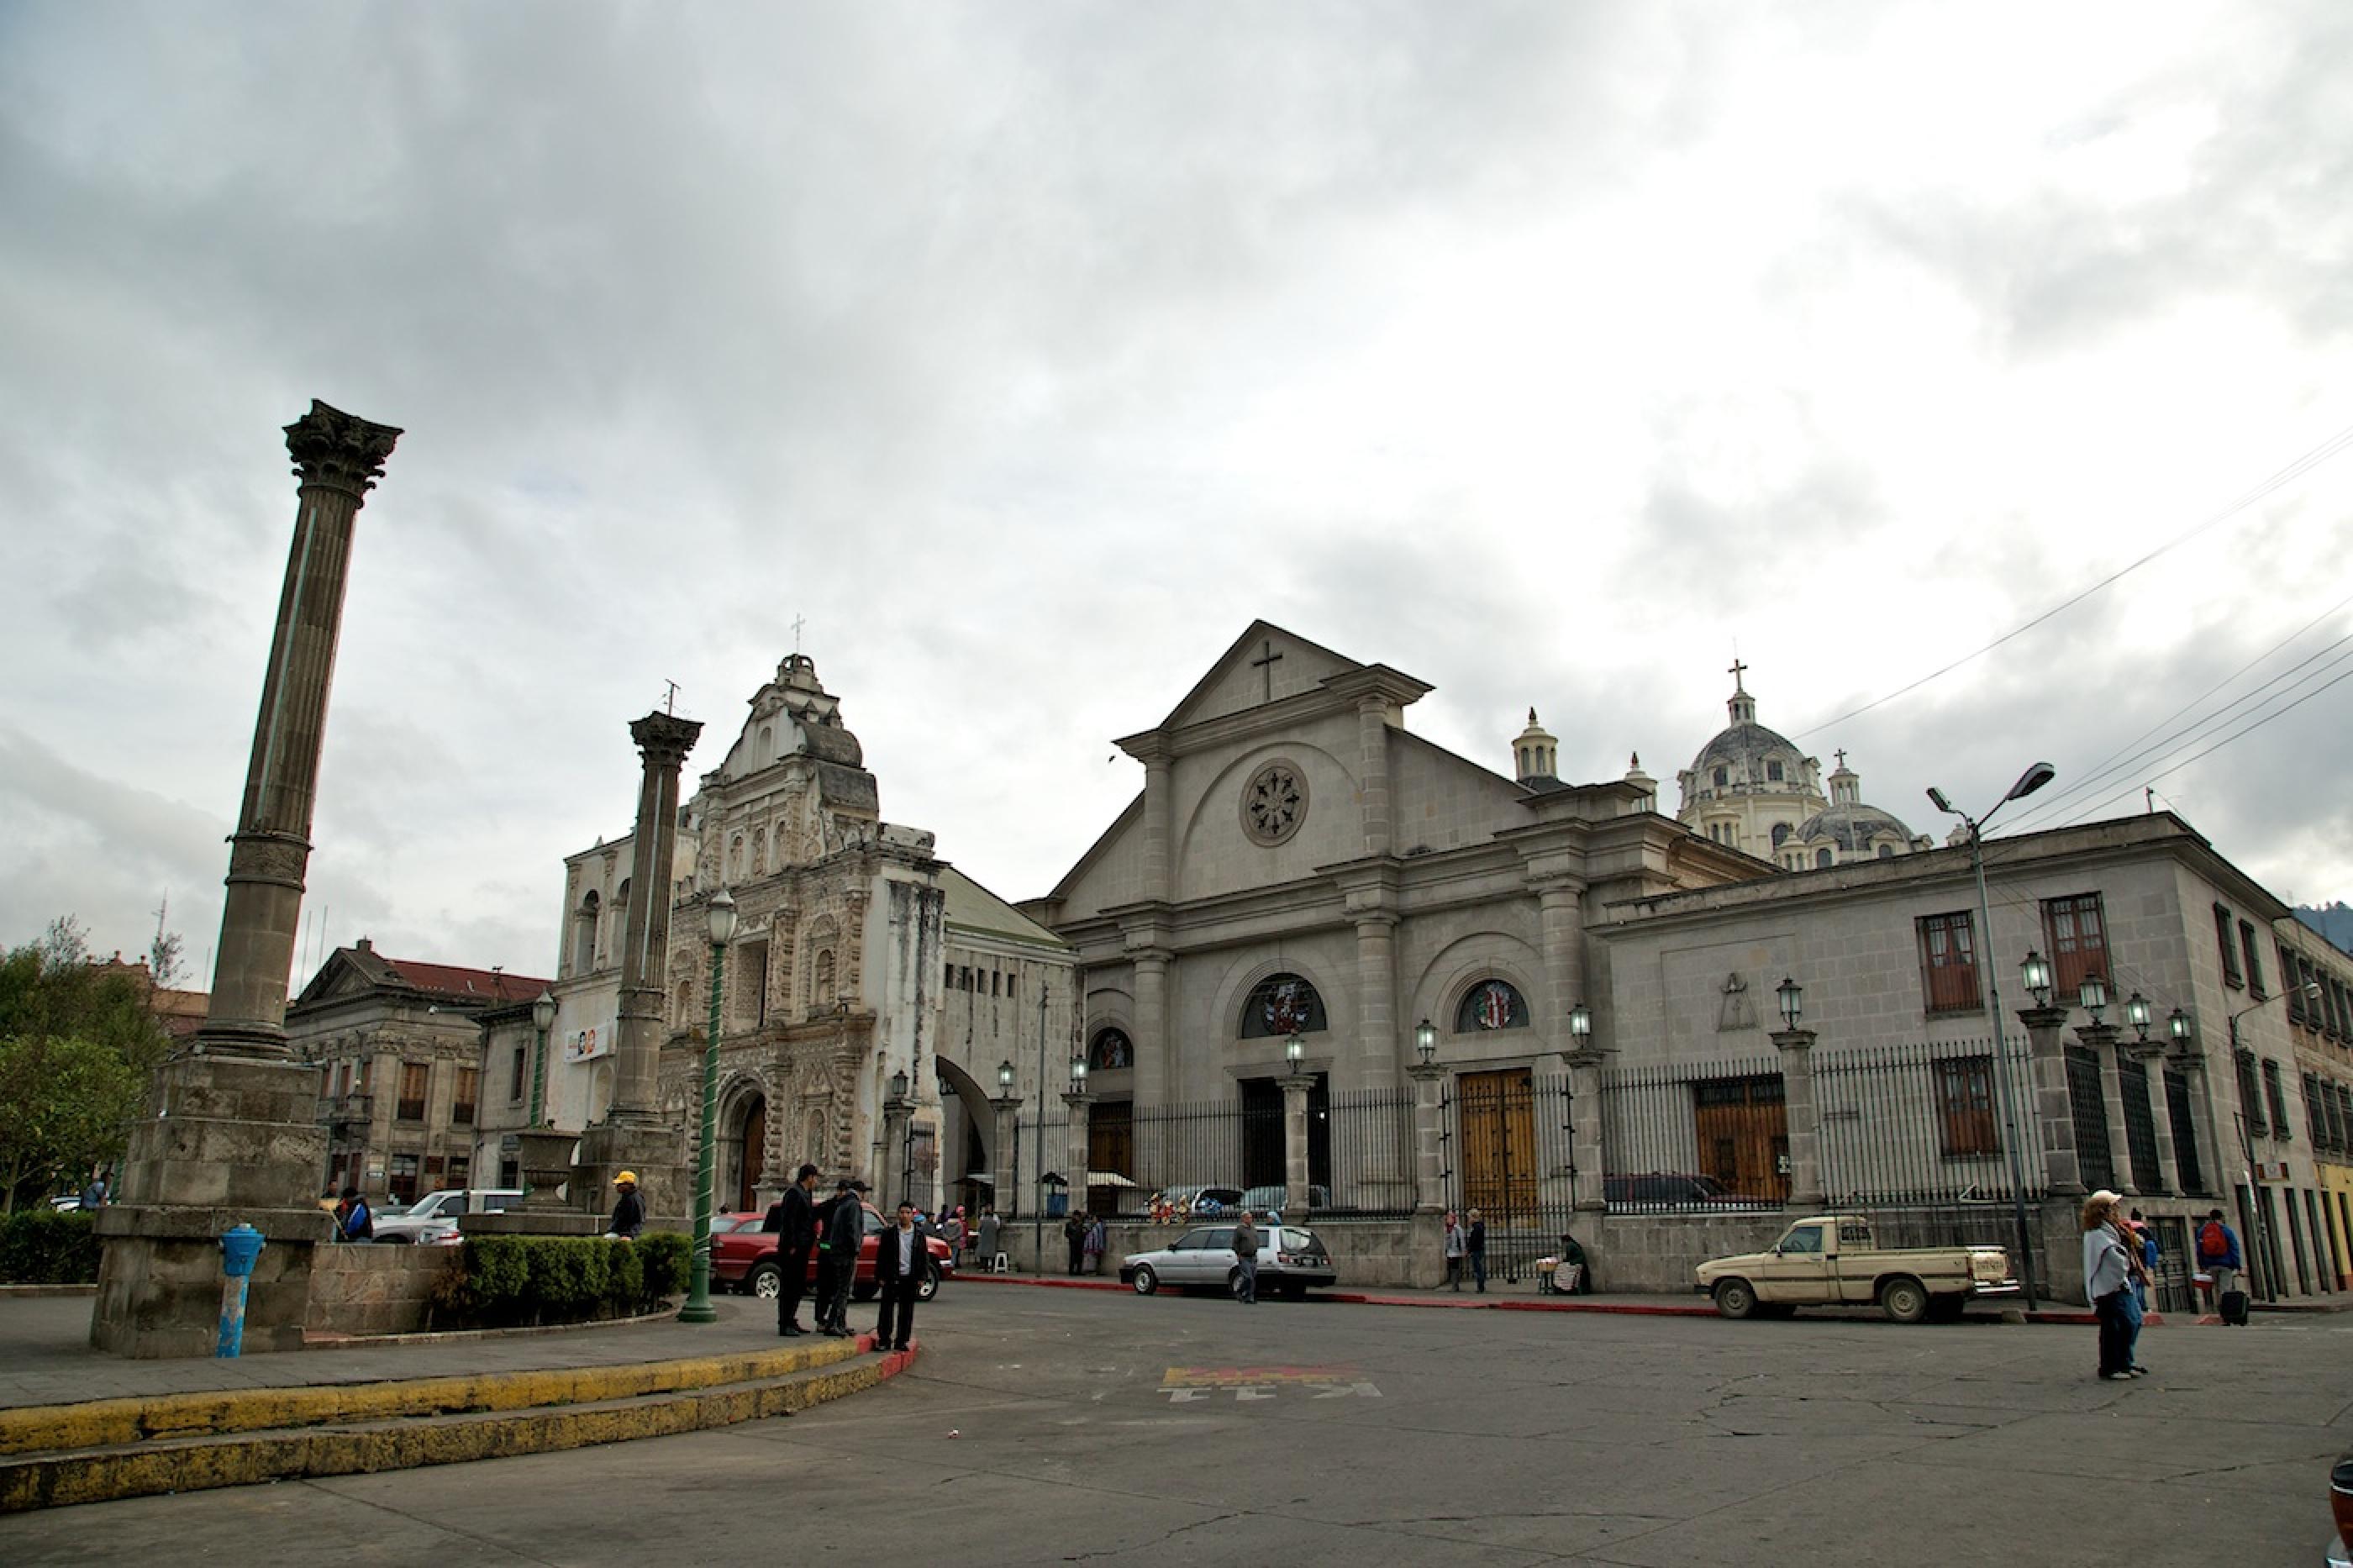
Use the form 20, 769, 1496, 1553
0, 1208, 99, 1283
431, 1232, 691, 1329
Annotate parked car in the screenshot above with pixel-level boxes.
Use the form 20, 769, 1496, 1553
1119, 1223, 1336, 1299
371, 1188, 525, 1244
1146, 1185, 1245, 1219
1237, 1184, 1331, 1215
1694, 1214, 2019, 1323
708, 1205, 954, 1302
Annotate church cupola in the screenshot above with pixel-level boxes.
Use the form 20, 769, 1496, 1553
1828, 750, 1861, 808
1624, 752, 1656, 812
1513, 708, 1560, 784
1726, 660, 1757, 726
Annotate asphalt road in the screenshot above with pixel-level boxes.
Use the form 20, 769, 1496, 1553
3, 1285, 2345, 1566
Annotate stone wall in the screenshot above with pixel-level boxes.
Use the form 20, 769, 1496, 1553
306, 1244, 458, 1337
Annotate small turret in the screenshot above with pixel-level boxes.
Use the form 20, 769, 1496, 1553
1513, 708, 1560, 784
1624, 752, 1656, 811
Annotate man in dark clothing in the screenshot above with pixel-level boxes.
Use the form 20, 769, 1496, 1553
608, 1171, 645, 1239
1232, 1211, 1260, 1304
761, 1164, 822, 1336
1466, 1208, 1487, 1292
814, 1180, 866, 1337
1064, 1211, 1087, 1276
872, 1200, 927, 1351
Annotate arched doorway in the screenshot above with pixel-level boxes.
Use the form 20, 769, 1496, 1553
734, 1094, 767, 1212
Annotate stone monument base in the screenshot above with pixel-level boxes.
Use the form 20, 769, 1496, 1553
460, 1209, 609, 1238
92, 1055, 335, 1359
572, 1119, 690, 1233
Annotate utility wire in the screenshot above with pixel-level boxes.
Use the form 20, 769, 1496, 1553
1792, 421, 2353, 740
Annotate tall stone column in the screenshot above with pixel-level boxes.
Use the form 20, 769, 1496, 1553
1355, 696, 1392, 859
94, 402, 400, 1359
1771, 1028, 1825, 1208
2019, 1006, 2085, 1197
1131, 943, 1174, 1106
1531, 877, 1587, 1031
575, 712, 701, 1229
1564, 1047, 1608, 1212
1062, 1089, 1094, 1216
2079, 1022, 2135, 1195
1135, 741, 1174, 902
1355, 914, 1399, 1082
879, 1089, 915, 1214
2130, 1039, 2181, 1195
991, 1095, 1024, 1229
1281, 1073, 1313, 1215
1408, 1059, 1446, 1213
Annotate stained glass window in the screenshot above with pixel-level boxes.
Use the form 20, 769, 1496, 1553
1240, 973, 1326, 1037
1453, 979, 1529, 1032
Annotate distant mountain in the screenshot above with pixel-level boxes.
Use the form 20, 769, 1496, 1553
2297, 902, 2353, 956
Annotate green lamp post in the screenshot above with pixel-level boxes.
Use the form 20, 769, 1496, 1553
679, 887, 737, 1325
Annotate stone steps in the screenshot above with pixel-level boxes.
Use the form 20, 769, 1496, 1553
0, 1334, 913, 1513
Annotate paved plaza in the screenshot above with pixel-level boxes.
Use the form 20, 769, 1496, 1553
2, 1286, 2345, 1566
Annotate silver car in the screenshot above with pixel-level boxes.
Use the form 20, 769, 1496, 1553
1119, 1223, 1337, 1299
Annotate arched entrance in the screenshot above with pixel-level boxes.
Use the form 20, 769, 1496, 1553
733, 1094, 767, 1212
934, 1057, 997, 1220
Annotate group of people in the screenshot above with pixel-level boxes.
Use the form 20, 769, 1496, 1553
2085, 1194, 2255, 1379
1440, 1208, 1487, 1291
757, 1164, 925, 1351
1062, 1210, 1108, 1275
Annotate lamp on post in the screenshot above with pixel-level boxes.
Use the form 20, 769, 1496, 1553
1285, 1034, 1305, 1076
1567, 1002, 1592, 1050
2166, 1008, 2192, 1047
529, 989, 556, 1129
1928, 760, 2056, 1311
1069, 1055, 1088, 1092
1776, 976, 1803, 1030
679, 888, 737, 1324
2020, 950, 2053, 1008
2125, 991, 2152, 1043
997, 1059, 1015, 1093
1414, 1018, 1438, 1066
2078, 973, 2109, 1024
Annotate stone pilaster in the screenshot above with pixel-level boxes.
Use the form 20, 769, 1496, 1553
1564, 1047, 1608, 1212
991, 1096, 1024, 1221
1281, 1073, 1313, 1215
1530, 876, 1587, 1035
1354, 913, 1399, 1081
1771, 1027, 1825, 1208
2019, 1005, 2085, 1197
880, 1091, 916, 1213
2079, 1021, 2135, 1195
1407, 1060, 1446, 1213
1355, 695, 1392, 859
1061, 1090, 1094, 1211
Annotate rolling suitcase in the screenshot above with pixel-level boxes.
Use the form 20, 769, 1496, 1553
2218, 1288, 2250, 1326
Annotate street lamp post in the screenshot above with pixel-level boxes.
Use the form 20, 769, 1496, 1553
679, 888, 736, 1325
529, 989, 556, 1129
1928, 760, 2056, 1310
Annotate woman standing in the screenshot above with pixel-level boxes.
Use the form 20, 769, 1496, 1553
2082, 1190, 2138, 1382
1442, 1209, 1465, 1290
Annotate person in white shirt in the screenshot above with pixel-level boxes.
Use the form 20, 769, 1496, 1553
874, 1200, 927, 1351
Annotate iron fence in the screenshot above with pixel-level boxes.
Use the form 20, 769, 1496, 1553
1442, 1070, 1577, 1282
1813, 1036, 2045, 1207
2117, 1055, 2165, 1194
1598, 1056, 1788, 1213
2065, 1044, 2116, 1192
1321, 1084, 1417, 1218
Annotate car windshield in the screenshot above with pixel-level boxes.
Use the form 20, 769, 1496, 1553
710, 1215, 746, 1234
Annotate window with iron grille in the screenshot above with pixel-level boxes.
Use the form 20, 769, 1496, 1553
397, 1062, 428, 1122
2042, 893, 2110, 1002
508, 1045, 527, 1102
2214, 905, 2242, 987
2065, 1044, 2114, 1192
2240, 921, 2265, 997
2164, 1064, 2204, 1194
2117, 1055, 2164, 1193
1933, 1055, 1999, 1156
2235, 1051, 2266, 1137
452, 1067, 479, 1127
389, 1154, 420, 1204
1917, 912, 1981, 1014
2282, 944, 2306, 1022
2262, 1059, 2291, 1138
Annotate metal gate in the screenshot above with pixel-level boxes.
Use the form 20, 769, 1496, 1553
2065, 1044, 2115, 1192
1443, 1070, 1576, 1283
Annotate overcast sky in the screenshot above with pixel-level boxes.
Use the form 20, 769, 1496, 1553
3, 2, 2349, 988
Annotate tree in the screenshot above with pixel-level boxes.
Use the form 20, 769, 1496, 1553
0, 918, 171, 1212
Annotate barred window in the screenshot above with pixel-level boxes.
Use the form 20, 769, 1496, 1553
1917, 912, 1981, 1014
1934, 1055, 1999, 1156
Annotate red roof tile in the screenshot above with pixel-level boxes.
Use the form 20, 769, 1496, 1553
378, 959, 551, 1004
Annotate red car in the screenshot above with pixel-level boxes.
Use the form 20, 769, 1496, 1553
708, 1204, 954, 1303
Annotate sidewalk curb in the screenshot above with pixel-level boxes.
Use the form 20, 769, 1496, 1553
303, 1303, 680, 1351
0, 1335, 915, 1513
0, 1285, 97, 1299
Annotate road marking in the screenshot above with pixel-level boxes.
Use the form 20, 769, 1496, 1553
1157, 1365, 1381, 1403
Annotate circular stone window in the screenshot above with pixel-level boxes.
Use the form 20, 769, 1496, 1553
1240, 760, 1308, 845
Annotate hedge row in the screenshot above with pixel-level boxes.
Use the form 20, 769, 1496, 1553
0, 1209, 99, 1283
429, 1232, 692, 1328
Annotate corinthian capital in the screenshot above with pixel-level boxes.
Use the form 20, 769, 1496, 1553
629, 711, 704, 769
284, 400, 403, 499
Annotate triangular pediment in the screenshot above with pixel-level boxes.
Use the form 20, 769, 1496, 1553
1156, 621, 1364, 732
292, 949, 383, 1008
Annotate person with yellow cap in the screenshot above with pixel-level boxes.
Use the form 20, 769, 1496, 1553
609, 1171, 645, 1240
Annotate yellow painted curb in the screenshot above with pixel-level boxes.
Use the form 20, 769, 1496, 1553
0, 1348, 914, 1513
0, 1335, 865, 1458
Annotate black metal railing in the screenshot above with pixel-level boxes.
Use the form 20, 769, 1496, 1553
2065, 1044, 2116, 1192
1443, 1070, 1578, 1282
1599, 1056, 1787, 1213
1321, 1085, 1416, 1218
1814, 1037, 2044, 1207
2117, 1055, 2166, 1194
2163, 1063, 2206, 1195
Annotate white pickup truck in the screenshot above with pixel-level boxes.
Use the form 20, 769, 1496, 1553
1695, 1213, 2019, 1323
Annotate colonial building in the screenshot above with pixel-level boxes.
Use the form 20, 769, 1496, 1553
2275, 915, 2353, 1292
1027, 621, 1762, 1203
287, 940, 548, 1204
531, 653, 1075, 1217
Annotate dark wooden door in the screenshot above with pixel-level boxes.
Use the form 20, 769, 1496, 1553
1089, 1100, 1134, 1179
736, 1097, 766, 1212
1459, 1068, 1536, 1218
1692, 1075, 1790, 1202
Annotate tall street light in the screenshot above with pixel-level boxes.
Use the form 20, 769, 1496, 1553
529, 988, 556, 1129
679, 887, 736, 1325
1928, 760, 2056, 1309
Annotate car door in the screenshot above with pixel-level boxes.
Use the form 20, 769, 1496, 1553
1753, 1222, 1832, 1302
1199, 1227, 1239, 1287
1159, 1229, 1204, 1283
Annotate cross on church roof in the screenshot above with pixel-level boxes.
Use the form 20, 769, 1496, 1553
1834, 748, 1848, 769
1727, 656, 1748, 692
1250, 639, 1284, 703
792, 613, 807, 655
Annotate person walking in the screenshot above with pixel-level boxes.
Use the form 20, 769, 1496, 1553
2197, 1208, 2245, 1319
976, 1205, 1003, 1271
813, 1179, 863, 1337
1466, 1208, 1488, 1292
1443, 1209, 1465, 1290
2082, 1190, 2138, 1381
1232, 1210, 1261, 1305
1064, 1209, 1087, 1276
872, 1201, 926, 1351
339, 1187, 374, 1243
763, 1164, 821, 1336
608, 1171, 645, 1239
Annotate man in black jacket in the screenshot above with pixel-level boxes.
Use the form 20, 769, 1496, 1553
872, 1200, 927, 1351
814, 1180, 866, 1337
761, 1163, 822, 1336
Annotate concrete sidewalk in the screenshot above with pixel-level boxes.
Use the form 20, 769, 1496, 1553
0, 1292, 801, 1411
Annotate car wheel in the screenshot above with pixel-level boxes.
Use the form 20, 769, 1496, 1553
1131, 1265, 1159, 1296
851, 1282, 878, 1302
1227, 1269, 1248, 1300
917, 1263, 941, 1302
1713, 1278, 1759, 1320
749, 1262, 782, 1300
1881, 1276, 1929, 1324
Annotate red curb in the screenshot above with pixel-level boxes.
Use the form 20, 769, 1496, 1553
963, 1274, 1128, 1293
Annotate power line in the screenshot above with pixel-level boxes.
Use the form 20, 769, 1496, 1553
1792, 421, 2353, 740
